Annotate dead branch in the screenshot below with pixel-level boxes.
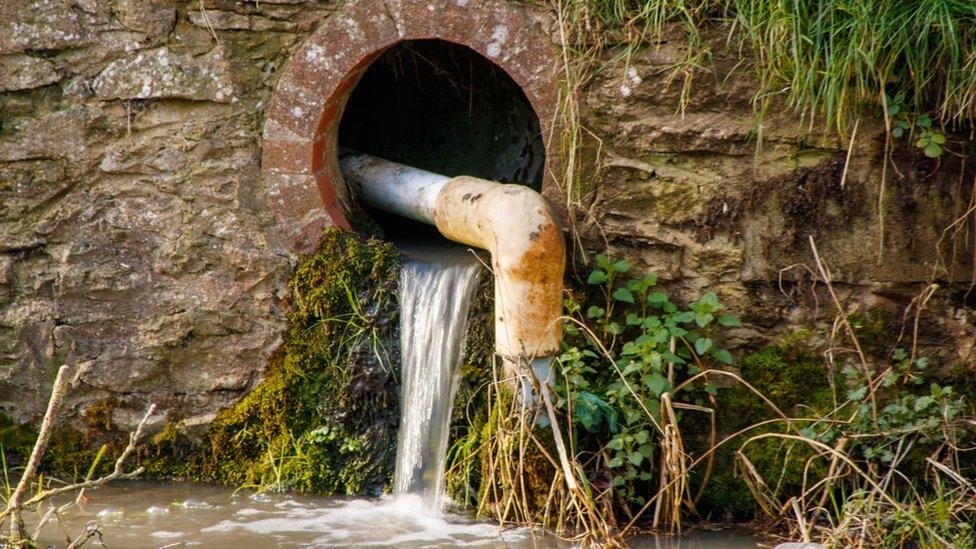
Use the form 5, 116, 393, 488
0, 365, 156, 545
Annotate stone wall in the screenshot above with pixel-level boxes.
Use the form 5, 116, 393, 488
0, 0, 332, 429
1, 0, 973, 433
581, 35, 976, 367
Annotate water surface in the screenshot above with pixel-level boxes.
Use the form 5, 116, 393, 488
29, 481, 765, 548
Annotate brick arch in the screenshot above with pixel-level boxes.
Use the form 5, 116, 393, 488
261, 0, 560, 254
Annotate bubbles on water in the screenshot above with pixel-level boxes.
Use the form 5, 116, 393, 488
174, 498, 213, 510
249, 492, 272, 503
149, 530, 183, 539
201, 493, 529, 547
145, 505, 170, 516
96, 507, 124, 521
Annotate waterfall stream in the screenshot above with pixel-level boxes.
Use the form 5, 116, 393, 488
394, 244, 483, 511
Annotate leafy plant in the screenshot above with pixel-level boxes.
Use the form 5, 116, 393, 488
913, 116, 947, 158
553, 255, 738, 510
886, 94, 950, 158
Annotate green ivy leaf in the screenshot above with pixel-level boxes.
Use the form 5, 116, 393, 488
613, 287, 635, 304
645, 372, 668, 396
694, 312, 714, 328
587, 306, 605, 319
847, 386, 868, 401
628, 451, 644, 466
914, 395, 935, 412
647, 292, 668, 307
695, 337, 713, 355
587, 270, 608, 285
718, 315, 741, 327
713, 349, 733, 364
661, 351, 685, 365
924, 142, 943, 157
612, 260, 630, 273
672, 312, 695, 324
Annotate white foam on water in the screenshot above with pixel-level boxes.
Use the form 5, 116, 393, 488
150, 531, 183, 539
200, 493, 527, 547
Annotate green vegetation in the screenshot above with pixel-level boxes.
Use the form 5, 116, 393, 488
447, 256, 743, 540
697, 334, 833, 519
551, 0, 976, 133
445, 253, 976, 546
192, 227, 401, 494
554, 255, 737, 514
738, 343, 976, 546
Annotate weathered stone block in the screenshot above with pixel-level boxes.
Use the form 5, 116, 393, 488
0, 55, 59, 91
0, 0, 90, 53
92, 46, 235, 102
113, 0, 177, 37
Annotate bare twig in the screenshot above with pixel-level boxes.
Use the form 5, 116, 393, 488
1, 391, 156, 545
6, 365, 69, 542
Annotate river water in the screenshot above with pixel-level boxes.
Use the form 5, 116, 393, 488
30, 480, 764, 548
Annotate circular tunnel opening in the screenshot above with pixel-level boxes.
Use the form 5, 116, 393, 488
338, 39, 545, 242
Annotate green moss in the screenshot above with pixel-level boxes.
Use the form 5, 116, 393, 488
186, 227, 401, 494
0, 414, 39, 466
1, 396, 133, 481
848, 307, 891, 356
695, 332, 833, 519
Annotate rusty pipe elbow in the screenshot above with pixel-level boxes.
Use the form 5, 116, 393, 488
433, 176, 565, 358
340, 153, 566, 359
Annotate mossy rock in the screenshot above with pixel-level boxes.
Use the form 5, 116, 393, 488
2, 227, 402, 496
694, 332, 833, 519
190, 227, 402, 495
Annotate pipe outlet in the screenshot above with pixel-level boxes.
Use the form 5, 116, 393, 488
341, 152, 565, 359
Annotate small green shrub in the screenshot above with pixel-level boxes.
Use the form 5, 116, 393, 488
552, 255, 739, 514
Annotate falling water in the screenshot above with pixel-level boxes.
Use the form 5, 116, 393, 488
394, 243, 483, 511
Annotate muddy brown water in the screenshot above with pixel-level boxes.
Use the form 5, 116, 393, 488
25, 481, 766, 548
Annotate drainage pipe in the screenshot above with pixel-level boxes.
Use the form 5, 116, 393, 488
340, 152, 565, 360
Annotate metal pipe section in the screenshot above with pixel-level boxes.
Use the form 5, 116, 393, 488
340, 152, 565, 359
340, 152, 450, 225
